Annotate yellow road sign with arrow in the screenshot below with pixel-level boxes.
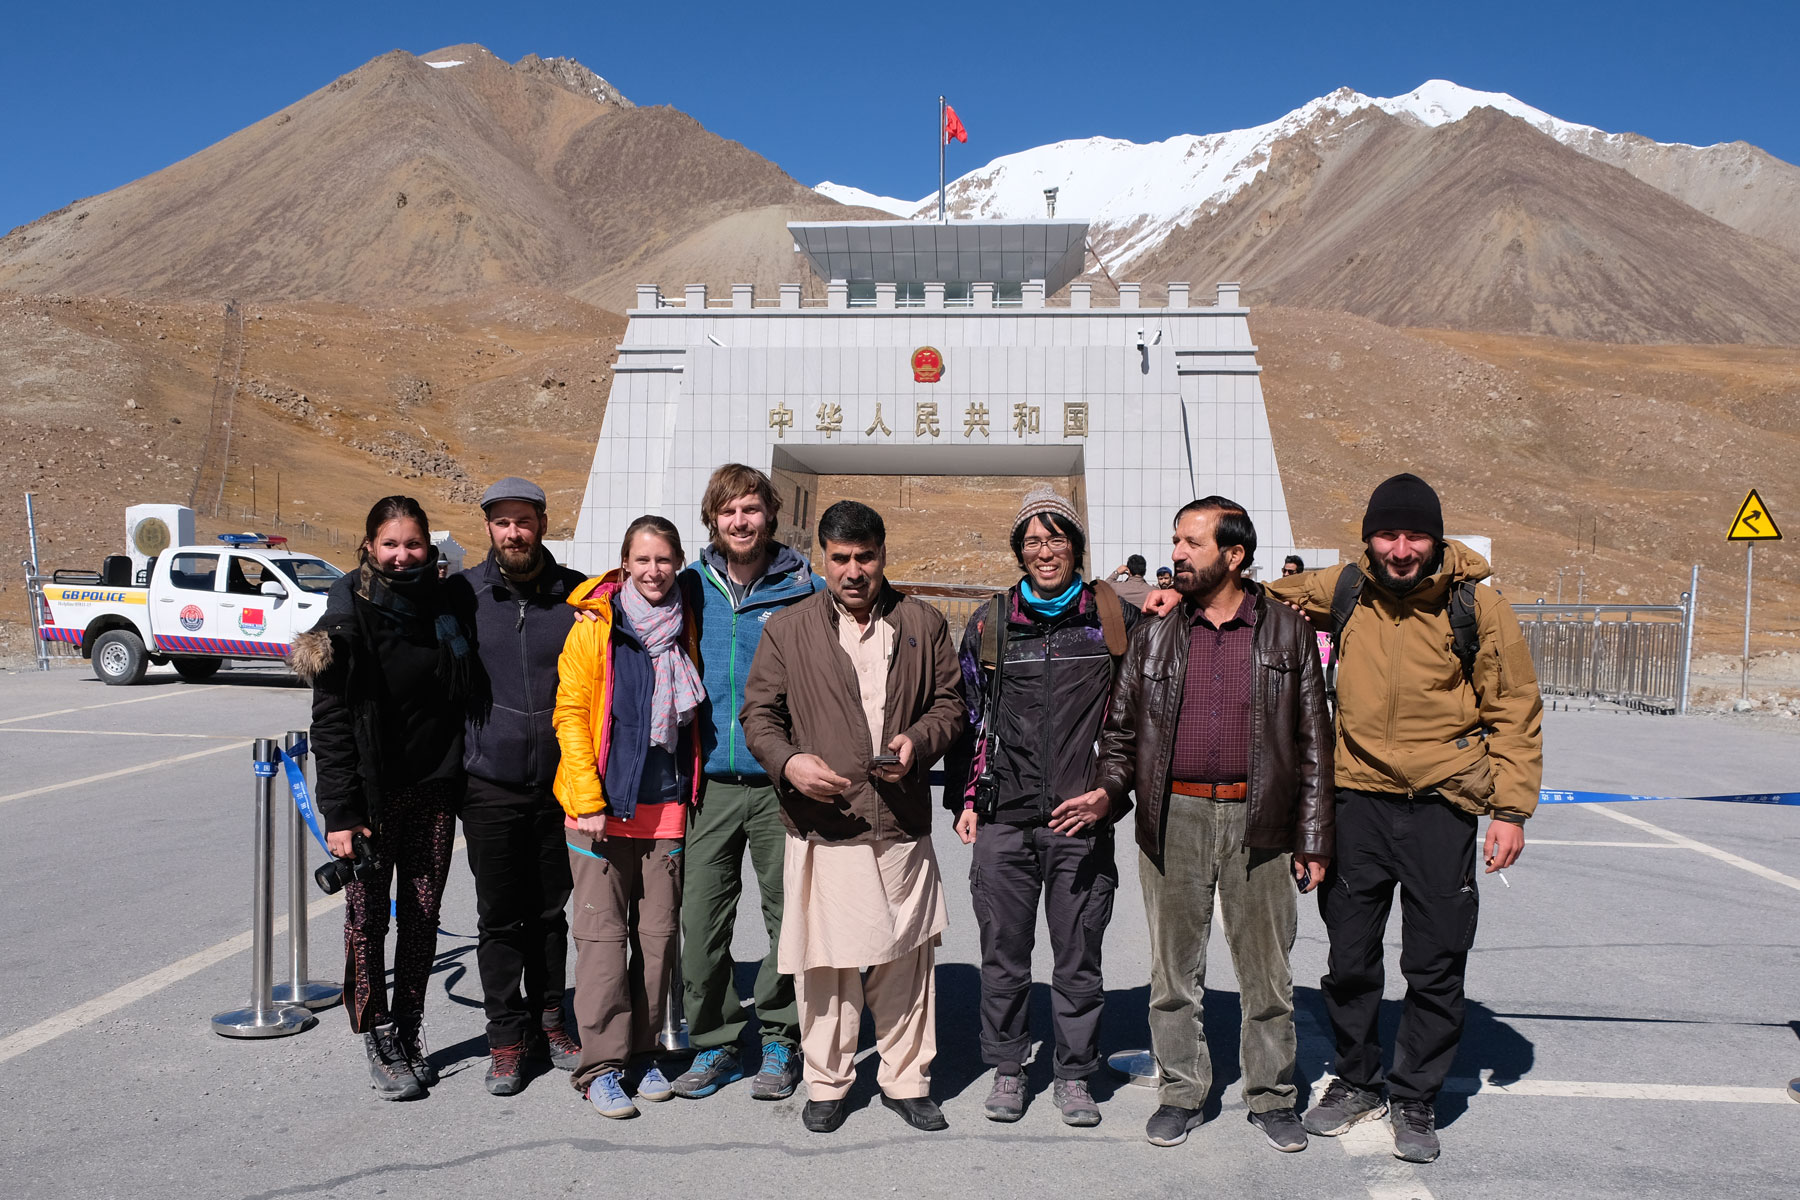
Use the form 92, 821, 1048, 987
1727, 489, 1782, 541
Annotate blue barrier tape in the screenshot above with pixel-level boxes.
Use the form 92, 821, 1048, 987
1539, 789, 1800, 807
275, 740, 330, 852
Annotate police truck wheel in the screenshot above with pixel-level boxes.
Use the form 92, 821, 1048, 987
92, 630, 149, 686
173, 657, 222, 682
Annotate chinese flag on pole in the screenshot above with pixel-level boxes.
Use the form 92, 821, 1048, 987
944, 103, 969, 145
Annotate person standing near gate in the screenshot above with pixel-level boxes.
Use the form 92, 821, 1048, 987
1094, 496, 1332, 1151
942, 488, 1138, 1126
1265, 473, 1543, 1164
740, 500, 964, 1134
297, 495, 475, 1100
671, 464, 821, 1102
446, 477, 588, 1096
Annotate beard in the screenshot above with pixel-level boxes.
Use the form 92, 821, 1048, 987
494, 541, 540, 575
1370, 545, 1442, 595
1173, 555, 1232, 597
714, 525, 775, 567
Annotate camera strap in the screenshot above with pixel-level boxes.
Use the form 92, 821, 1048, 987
974, 593, 1007, 809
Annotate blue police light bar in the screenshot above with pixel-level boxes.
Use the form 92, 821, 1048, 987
215, 533, 290, 548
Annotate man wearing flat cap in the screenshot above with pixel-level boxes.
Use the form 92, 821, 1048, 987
445, 477, 591, 1095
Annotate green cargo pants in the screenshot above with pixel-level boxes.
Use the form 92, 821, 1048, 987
680, 779, 799, 1050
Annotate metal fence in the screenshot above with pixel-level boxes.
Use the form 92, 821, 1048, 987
1513, 596, 1694, 714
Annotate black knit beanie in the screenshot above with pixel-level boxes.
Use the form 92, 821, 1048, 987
1362, 473, 1443, 542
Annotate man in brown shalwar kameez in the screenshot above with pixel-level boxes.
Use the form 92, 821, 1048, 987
740, 500, 965, 1134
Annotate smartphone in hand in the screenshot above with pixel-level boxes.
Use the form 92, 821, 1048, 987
870, 754, 903, 769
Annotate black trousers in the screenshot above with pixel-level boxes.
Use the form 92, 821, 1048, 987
462, 776, 574, 1049
970, 820, 1117, 1079
1318, 787, 1480, 1105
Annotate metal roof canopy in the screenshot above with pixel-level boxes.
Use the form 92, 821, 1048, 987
787, 220, 1090, 296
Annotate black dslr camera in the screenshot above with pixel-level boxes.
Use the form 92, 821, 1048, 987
314, 831, 379, 895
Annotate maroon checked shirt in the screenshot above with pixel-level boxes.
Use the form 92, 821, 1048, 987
1169, 588, 1258, 784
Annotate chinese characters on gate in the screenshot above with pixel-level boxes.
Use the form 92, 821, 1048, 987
768, 400, 1088, 440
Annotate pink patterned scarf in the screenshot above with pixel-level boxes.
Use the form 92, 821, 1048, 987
618, 577, 703, 752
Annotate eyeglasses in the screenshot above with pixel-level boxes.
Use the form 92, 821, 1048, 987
1020, 536, 1071, 553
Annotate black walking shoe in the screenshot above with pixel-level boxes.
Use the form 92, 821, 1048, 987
1302, 1079, 1388, 1136
801, 1099, 848, 1133
1248, 1107, 1309, 1152
541, 1010, 581, 1072
485, 1041, 526, 1096
1145, 1104, 1203, 1147
1388, 1100, 1441, 1163
882, 1094, 948, 1131
364, 1023, 425, 1101
394, 1021, 438, 1088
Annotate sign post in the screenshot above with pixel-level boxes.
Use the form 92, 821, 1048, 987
1726, 489, 1782, 701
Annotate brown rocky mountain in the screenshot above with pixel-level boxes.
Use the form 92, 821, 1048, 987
0, 44, 875, 306
1127, 106, 1800, 344
1557, 128, 1800, 259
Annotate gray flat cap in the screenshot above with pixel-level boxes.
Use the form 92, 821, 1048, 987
480, 476, 546, 511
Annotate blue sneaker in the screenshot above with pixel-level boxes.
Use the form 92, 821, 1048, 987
750, 1042, 802, 1100
587, 1070, 638, 1119
672, 1047, 745, 1099
636, 1063, 674, 1103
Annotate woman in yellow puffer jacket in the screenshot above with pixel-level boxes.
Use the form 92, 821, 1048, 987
552, 515, 704, 1120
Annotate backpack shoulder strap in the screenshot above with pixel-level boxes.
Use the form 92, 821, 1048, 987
977, 593, 1006, 670
1448, 580, 1481, 682
1330, 564, 1363, 642
1090, 579, 1129, 658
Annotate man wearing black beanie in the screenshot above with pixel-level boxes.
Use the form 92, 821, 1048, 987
1262, 473, 1543, 1166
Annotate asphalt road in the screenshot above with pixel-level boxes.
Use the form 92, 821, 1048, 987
0, 666, 1794, 1199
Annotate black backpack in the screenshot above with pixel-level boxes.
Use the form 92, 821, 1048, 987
1327, 567, 1480, 706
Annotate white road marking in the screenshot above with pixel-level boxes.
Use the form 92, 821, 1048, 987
1336, 1118, 1438, 1199
1583, 803, 1800, 893
0, 685, 223, 725
0, 838, 465, 1065
0, 741, 247, 806
0, 894, 336, 1065
1444, 1073, 1788, 1103
1529, 839, 1682, 848
0, 727, 244, 739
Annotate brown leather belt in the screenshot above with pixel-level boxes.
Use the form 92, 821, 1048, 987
1170, 780, 1247, 800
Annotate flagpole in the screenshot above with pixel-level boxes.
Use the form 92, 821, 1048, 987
938, 95, 946, 223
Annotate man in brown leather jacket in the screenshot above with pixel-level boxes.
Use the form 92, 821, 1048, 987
1094, 496, 1332, 1153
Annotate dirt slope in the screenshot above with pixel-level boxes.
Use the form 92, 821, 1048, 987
0, 45, 838, 303
1130, 108, 1800, 344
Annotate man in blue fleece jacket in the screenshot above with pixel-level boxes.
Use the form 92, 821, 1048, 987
671, 464, 822, 1101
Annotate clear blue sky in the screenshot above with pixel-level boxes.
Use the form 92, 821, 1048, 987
4, 0, 1794, 233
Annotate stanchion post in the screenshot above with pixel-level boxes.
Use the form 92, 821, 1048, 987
658, 927, 690, 1051
274, 729, 341, 1011
212, 738, 316, 1038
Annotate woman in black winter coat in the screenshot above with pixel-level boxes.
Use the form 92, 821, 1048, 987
293, 495, 475, 1100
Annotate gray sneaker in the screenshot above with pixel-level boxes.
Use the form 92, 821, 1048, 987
749, 1043, 802, 1100
983, 1070, 1026, 1122
1302, 1079, 1387, 1136
1145, 1104, 1202, 1147
1248, 1107, 1308, 1152
1052, 1078, 1101, 1127
671, 1047, 744, 1099
1388, 1100, 1440, 1163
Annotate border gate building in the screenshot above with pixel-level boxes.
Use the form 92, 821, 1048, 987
571, 219, 1318, 577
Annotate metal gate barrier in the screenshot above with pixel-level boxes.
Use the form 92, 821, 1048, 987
1514, 580, 1696, 714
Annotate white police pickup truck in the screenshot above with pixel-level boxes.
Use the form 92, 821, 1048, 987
36, 534, 344, 684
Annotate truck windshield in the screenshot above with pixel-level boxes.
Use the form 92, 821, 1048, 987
282, 558, 344, 594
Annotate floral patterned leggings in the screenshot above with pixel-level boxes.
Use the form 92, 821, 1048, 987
342, 779, 459, 1035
